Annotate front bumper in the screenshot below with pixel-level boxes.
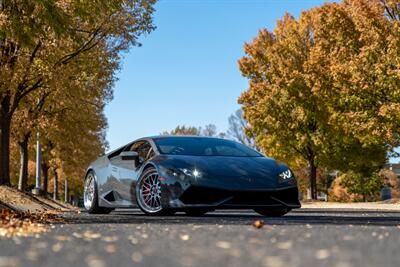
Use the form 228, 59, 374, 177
162, 184, 301, 210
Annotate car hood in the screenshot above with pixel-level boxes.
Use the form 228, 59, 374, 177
156, 155, 281, 190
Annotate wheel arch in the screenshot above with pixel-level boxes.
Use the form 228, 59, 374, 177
84, 168, 98, 185
141, 162, 158, 174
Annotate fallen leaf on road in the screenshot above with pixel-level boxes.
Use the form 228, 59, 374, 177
105, 244, 116, 253
131, 252, 143, 263
140, 233, 148, 239
85, 255, 106, 267
128, 235, 139, 245
180, 234, 190, 241
83, 231, 102, 239
342, 235, 354, 241
216, 241, 231, 249
26, 249, 39, 261
72, 232, 82, 238
276, 241, 292, 250
102, 236, 119, 242
55, 235, 71, 241
0, 256, 20, 267
315, 249, 330, 260
262, 256, 284, 267
252, 220, 265, 229
229, 248, 242, 257
0, 209, 62, 238
52, 242, 63, 252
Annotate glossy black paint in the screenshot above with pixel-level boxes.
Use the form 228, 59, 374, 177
88, 136, 301, 211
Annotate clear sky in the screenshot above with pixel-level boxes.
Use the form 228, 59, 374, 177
105, 0, 331, 151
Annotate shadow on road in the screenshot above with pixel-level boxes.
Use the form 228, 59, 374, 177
62, 209, 400, 227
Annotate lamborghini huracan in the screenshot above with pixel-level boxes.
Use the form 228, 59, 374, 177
83, 136, 300, 216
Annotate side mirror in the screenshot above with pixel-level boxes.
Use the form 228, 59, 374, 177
120, 151, 139, 161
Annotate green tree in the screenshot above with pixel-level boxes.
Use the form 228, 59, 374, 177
340, 171, 384, 202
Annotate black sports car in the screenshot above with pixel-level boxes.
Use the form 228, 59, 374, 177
83, 136, 300, 216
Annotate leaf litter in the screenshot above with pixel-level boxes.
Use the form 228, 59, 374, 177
0, 208, 64, 238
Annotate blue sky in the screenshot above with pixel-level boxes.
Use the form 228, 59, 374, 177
105, 0, 331, 151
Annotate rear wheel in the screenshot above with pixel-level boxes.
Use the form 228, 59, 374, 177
136, 167, 175, 216
84, 171, 114, 214
254, 208, 290, 217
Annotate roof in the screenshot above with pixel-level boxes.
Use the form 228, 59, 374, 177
147, 135, 225, 139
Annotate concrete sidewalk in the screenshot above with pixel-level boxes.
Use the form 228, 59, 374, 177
0, 185, 77, 213
301, 201, 400, 211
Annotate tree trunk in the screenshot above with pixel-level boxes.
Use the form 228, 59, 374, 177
0, 105, 11, 186
308, 156, 317, 200
41, 163, 49, 195
53, 169, 58, 200
17, 134, 30, 191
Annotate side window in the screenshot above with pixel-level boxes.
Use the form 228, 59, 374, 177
215, 145, 247, 156
128, 141, 154, 163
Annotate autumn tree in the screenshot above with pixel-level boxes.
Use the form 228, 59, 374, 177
161, 124, 226, 137
0, 0, 156, 185
161, 126, 201, 136
238, 0, 399, 199
31, 39, 115, 196
12, 90, 48, 191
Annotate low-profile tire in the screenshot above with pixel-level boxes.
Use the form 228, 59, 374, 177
184, 209, 210, 216
84, 171, 114, 214
254, 208, 291, 217
136, 167, 175, 216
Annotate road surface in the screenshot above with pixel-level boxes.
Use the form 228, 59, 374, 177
1, 209, 400, 267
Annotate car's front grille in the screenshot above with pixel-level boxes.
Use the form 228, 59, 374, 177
179, 186, 299, 206
224, 191, 278, 205
179, 187, 231, 205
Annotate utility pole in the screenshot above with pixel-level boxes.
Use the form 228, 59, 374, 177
32, 132, 43, 195
64, 179, 68, 203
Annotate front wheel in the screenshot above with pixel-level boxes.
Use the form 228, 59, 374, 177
136, 167, 175, 216
84, 171, 113, 214
254, 208, 290, 217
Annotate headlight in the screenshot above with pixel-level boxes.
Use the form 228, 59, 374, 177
167, 168, 202, 180
180, 168, 202, 178
278, 169, 293, 183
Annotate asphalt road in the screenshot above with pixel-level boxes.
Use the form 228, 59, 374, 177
1, 209, 400, 267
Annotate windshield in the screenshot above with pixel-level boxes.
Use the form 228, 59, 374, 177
153, 137, 262, 157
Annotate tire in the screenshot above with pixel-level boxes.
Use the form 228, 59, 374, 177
136, 167, 175, 216
84, 171, 114, 214
254, 208, 290, 217
184, 209, 210, 216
